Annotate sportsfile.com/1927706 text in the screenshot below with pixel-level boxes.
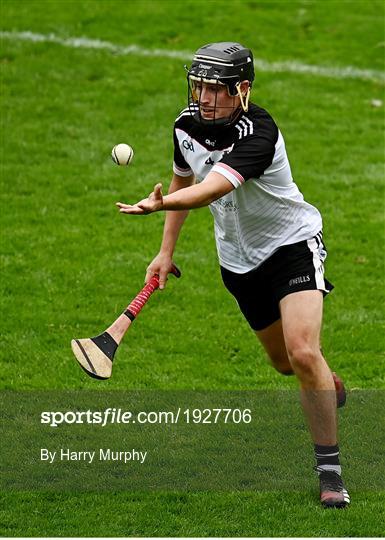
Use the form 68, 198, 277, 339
40, 407, 252, 427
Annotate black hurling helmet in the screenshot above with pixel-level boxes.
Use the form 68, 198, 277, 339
186, 42, 255, 125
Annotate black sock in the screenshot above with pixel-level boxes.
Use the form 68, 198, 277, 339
314, 443, 341, 475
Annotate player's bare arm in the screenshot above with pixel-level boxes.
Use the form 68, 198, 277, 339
116, 171, 234, 215
145, 173, 194, 289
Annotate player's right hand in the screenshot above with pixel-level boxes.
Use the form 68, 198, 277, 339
116, 183, 164, 215
145, 254, 180, 290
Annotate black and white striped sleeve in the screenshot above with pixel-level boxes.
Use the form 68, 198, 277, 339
212, 115, 279, 188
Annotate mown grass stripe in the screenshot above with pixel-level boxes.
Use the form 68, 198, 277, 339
1, 30, 384, 83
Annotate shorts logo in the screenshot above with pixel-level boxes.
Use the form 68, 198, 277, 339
289, 275, 310, 286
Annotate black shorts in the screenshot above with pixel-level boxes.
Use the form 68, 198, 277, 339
220, 232, 334, 331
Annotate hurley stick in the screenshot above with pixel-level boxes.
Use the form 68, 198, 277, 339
71, 266, 181, 379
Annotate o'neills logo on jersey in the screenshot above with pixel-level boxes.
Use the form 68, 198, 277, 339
205, 138, 216, 147
289, 275, 310, 286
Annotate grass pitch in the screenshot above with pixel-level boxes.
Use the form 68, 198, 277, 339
1, 0, 384, 536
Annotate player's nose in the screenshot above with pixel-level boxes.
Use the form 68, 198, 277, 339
200, 86, 211, 104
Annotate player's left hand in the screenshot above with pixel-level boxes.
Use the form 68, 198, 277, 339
116, 183, 164, 215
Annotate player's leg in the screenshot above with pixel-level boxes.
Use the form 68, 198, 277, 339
280, 290, 336, 443
255, 321, 346, 408
255, 319, 293, 375
279, 289, 350, 507
257, 323, 346, 407
221, 260, 349, 507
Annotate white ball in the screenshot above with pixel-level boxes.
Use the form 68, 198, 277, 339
111, 143, 134, 166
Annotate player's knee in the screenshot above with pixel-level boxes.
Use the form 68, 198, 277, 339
287, 345, 319, 375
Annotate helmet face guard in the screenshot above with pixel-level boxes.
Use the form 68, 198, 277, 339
187, 75, 248, 126
186, 42, 254, 126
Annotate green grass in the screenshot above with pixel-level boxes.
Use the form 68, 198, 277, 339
1, 0, 384, 536
1, 491, 384, 537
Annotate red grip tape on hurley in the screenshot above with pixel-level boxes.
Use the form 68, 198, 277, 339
126, 275, 159, 317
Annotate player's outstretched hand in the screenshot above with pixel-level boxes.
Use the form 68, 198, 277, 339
116, 183, 163, 215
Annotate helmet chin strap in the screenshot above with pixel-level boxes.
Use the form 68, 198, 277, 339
235, 82, 250, 112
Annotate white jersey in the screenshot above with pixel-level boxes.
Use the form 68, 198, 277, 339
173, 103, 322, 273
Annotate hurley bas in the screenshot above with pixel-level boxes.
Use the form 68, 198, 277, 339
41, 448, 148, 464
